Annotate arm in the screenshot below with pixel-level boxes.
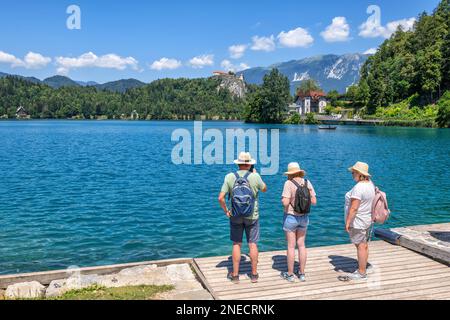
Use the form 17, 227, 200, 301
311, 195, 317, 206
218, 192, 231, 218
281, 197, 291, 212
345, 198, 361, 232
261, 183, 267, 193
254, 169, 267, 193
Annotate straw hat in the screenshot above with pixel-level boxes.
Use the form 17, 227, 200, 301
234, 152, 256, 165
284, 162, 305, 176
348, 161, 371, 177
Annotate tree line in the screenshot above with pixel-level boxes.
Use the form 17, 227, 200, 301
0, 76, 244, 120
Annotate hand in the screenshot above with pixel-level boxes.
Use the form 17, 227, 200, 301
345, 223, 351, 233
225, 210, 232, 218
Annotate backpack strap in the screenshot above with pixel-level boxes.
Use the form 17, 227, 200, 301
291, 178, 307, 189
243, 171, 252, 180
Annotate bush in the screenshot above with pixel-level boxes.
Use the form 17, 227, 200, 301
305, 113, 318, 124
436, 91, 450, 128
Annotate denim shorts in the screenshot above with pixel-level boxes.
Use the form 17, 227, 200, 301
283, 214, 309, 233
230, 217, 260, 244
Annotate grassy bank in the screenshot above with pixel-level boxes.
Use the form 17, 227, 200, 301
1, 284, 174, 300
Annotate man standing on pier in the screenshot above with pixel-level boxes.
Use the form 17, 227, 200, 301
218, 152, 267, 284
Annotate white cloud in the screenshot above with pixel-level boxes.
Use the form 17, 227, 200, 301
278, 27, 314, 48
251, 35, 276, 52
150, 57, 182, 70
189, 54, 214, 69
359, 17, 416, 39
321, 17, 350, 42
385, 18, 416, 37
220, 60, 250, 72
364, 48, 378, 55
229, 44, 248, 59
55, 52, 139, 75
0, 51, 51, 69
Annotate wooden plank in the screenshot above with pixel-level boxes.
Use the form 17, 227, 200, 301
357, 285, 450, 300
191, 259, 218, 300
197, 249, 422, 275
218, 265, 448, 300
0, 257, 193, 289
196, 246, 402, 269
323, 278, 450, 300
200, 252, 436, 283
195, 241, 392, 264
218, 266, 448, 299
210, 260, 440, 292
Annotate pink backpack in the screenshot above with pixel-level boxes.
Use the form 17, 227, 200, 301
372, 186, 391, 224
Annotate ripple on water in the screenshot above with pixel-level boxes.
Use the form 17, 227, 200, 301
0, 121, 449, 274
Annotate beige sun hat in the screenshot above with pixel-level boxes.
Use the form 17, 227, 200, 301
348, 161, 371, 177
234, 152, 256, 165
284, 162, 306, 176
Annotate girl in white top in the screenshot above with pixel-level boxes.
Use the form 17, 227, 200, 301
344, 162, 375, 281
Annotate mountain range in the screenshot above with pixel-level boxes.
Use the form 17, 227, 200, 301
0, 53, 369, 95
238, 53, 370, 94
0, 73, 146, 93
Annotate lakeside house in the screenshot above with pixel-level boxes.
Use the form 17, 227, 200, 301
16, 106, 30, 119
294, 90, 327, 115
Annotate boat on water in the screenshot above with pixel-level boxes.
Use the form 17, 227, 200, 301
319, 125, 337, 130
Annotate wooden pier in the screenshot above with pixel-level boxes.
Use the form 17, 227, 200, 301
1, 223, 448, 300
194, 224, 450, 300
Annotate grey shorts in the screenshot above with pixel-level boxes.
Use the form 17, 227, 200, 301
230, 217, 260, 244
349, 227, 370, 245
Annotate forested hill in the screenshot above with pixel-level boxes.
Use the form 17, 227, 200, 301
351, 0, 449, 113
0, 76, 244, 120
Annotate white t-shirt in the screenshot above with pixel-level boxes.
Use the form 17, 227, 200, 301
345, 181, 375, 229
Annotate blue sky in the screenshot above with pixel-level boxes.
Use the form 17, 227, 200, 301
0, 0, 441, 83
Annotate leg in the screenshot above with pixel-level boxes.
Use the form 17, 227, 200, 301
245, 219, 260, 277
356, 242, 369, 275
232, 242, 242, 276
248, 242, 259, 276
296, 230, 307, 274
230, 217, 245, 277
285, 231, 296, 275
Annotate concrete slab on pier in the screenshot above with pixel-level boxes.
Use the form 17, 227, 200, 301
194, 240, 450, 300
391, 223, 450, 264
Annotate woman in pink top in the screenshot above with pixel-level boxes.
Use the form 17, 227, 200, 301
280, 162, 317, 282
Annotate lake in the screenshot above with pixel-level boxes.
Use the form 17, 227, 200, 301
0, 120, 449, 275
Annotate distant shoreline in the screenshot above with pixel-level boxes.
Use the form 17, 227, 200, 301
0, 117, 442, 128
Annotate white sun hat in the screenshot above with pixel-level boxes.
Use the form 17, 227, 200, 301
233, 152, 257, 165
348, 161, 371, 177
283, 162, 306, 176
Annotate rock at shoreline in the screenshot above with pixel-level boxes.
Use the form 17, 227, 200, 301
5, 281, 46, 299
166, 264, 196, 282
46, 274, 101, 297
98, 264, 172, 287
43, 263, 210, 300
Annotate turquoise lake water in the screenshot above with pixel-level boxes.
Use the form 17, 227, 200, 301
0, 120, 449, 275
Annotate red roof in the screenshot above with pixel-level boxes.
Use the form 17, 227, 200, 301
213, 71, 228, 75
296, 90, 326, 100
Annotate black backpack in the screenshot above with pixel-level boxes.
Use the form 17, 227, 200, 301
291, 179, 311, 215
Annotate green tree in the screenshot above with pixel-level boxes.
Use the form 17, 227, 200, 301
245, 69, 291, 123
296, 79, 321, 96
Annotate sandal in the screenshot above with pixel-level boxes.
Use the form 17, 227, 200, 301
227, 272, 240, 284
249, 273, 259, 283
